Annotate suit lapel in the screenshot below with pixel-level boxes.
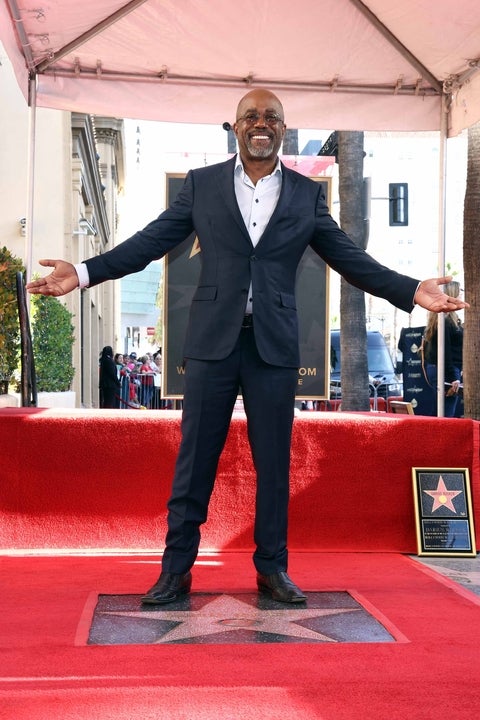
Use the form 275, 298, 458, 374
215, 157, 251, 243
271, 162, 299, 220
255, 162, 299, 248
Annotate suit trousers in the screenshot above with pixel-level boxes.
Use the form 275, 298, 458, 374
161, 323, 298, 575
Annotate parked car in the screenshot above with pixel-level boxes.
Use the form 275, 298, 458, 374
329, 329, 402, 399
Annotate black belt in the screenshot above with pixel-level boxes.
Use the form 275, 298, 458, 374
242, 314, 254, 328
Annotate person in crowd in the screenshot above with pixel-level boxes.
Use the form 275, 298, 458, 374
99, 346, 121, 409
151, 351, 162, 409
152, 349, 172, 409
138, 355, 155, 408
123, 352, 139, 406
114, 352, 123, 369
152, 350, 162, 372
422, 280, 464, 417
116, 353, 131, 409
27, 88, 468, 606
126, 352, 137, 370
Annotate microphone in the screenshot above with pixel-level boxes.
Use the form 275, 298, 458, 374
222, 122, 232, 131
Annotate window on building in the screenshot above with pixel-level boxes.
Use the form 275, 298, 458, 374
389, 183, 408, 226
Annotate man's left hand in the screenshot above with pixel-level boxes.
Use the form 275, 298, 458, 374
414, 276, 469, 312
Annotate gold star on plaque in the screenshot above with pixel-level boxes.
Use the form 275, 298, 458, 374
423, 475, 462, 513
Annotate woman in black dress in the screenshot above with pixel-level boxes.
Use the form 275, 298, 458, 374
99, 345, 121, 408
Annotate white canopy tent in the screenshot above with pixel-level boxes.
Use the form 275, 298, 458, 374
2, 0, 479, 415
1, 0, 480, 135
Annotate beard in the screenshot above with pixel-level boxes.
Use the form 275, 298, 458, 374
245, 134, 276, 158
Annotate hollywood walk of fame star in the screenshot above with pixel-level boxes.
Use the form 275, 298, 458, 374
101, 594, 359, 644
423, 475, 462, 513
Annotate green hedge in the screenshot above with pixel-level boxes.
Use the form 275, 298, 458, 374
31, 295, 75, 392
0, 246, 24, 382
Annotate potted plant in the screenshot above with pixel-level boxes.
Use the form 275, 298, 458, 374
0, 246, 24, 395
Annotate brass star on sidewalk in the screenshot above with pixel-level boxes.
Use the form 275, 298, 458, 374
423, 475, 462, 513
102, 594, 359, 644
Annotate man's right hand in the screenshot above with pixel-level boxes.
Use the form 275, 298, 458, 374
26, 259, 79, 297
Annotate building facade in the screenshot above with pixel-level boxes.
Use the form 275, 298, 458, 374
1, 40, 125, 407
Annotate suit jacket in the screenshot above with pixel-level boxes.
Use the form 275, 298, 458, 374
85, 156, 419, 367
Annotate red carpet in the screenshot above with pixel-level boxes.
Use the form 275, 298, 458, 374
2, 408, 479, 717
1, 551, 480, 719
1, 408, 479, 552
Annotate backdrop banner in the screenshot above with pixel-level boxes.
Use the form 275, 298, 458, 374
398, 325, 431, 414
163, 168, 330, 400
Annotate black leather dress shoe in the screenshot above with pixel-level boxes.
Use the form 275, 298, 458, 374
141, 571, 192, 605
257, 571, 307, 603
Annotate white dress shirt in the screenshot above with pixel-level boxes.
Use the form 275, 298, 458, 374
234, 156, 282, 313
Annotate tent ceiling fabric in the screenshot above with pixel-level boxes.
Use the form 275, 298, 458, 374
2, 0, 480, 135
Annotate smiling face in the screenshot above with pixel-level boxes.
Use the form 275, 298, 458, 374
233, 89, 286, 163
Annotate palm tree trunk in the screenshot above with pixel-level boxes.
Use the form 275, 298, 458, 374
463, 121, 480, 419
337, 131, 370, 411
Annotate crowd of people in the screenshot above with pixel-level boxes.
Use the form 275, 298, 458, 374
99, 347, 169, 409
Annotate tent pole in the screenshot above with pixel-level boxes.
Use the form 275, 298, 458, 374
436, 96, 449, 417
25, 73, 37, 286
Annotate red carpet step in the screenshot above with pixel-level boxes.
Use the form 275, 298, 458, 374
1, 407, 478, 552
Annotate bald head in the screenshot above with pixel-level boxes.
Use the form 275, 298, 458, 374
236, 89, 284, 123
233, 88, 286, 168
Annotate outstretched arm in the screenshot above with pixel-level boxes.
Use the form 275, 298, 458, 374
26, 259, 79, 297
414, 276, 469, 312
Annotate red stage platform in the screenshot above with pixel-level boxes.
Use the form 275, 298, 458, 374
1, 407, 478, 553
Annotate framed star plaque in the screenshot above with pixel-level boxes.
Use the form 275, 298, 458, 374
412, 468, 476, 557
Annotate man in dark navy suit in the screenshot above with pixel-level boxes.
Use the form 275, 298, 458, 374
27, 89, 468, 604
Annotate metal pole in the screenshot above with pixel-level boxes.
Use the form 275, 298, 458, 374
436, 95, 449, 417
25, 73, 37, 285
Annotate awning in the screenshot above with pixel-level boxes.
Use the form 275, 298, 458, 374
1, 0, 480, 136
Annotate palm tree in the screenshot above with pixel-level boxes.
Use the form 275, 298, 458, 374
337, 131, 370, 411
462, 121, 480, 419
283, 129, 299, 155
